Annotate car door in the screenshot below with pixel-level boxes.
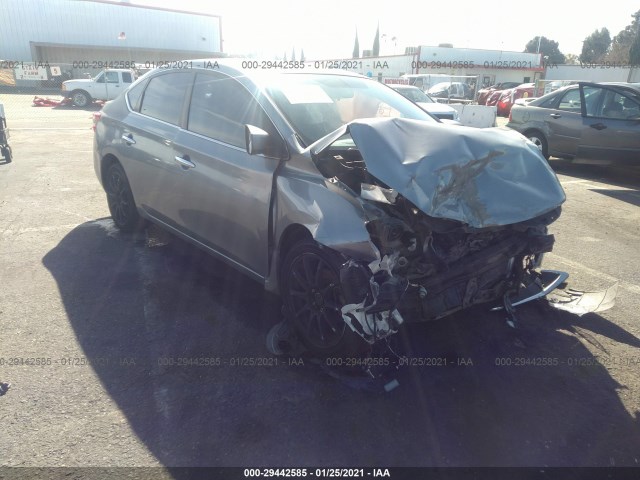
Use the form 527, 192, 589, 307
578, 83, 640, 162
118, 71, 194, 223
91, 71, 108, 99
104, 71, 123, 100
171, 71, 286, 278
544, 87, 585, 156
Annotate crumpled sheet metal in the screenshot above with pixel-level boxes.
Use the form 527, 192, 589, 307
344, 118, 566, 228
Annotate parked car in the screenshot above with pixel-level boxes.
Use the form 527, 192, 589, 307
94, 60, 567, 357
62, 69, 137, 107
507, 82, 640, 162
428, 81, 473, 100
497, 83, 536, 117
477, 82, 522, 105
389, 85, 460, 121
485, 89, 503, 107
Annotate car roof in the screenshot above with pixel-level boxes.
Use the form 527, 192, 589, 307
551, 81, 640, 92
160, 58, 368, 80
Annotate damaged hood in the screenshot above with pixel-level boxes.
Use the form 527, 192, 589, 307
313, 118, 566, 228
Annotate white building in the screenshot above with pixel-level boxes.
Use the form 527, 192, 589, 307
326, 45, 545, 92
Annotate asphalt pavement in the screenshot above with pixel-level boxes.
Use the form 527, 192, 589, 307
1, 95, 639, 470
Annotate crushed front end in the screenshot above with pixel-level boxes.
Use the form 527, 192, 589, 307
310, 118, 570, 344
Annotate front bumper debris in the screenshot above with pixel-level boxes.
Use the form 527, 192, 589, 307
491, 270, 569, 311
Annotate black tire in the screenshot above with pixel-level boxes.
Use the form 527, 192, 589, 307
104, 162, 142, 232
281, 240, 367, 357
71, 90, 91, 108
1, 146, 10, 163
525, 130, 549, 160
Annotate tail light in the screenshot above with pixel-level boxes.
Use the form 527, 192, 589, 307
92, 111, 102, 131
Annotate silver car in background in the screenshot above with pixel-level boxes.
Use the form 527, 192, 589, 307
94, 60, 567, 357
507, 82, 640, 163
389, 85, 460, 122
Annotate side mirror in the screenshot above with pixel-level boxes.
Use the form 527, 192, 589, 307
245, 124, 277, 157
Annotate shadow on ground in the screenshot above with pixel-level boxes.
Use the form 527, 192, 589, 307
550, 161, 640, 188
43, 219, 640, 469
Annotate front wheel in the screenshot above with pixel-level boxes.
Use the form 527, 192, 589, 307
1, 146, 11, 163
71, 90, 91, 108
104, 162, 142, 232
281, 240, 367, 357
525, 130, 549, 160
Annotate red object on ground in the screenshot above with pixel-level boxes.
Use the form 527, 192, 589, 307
33, 96, 105, 108
32, 96, 70, 107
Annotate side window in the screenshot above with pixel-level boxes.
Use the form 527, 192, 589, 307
140, 72, 192, 125
582, 86, 602, 117
538, 93, 558, 109
126, 79, 147, 112
105, 71, 119, 83
122, 72, 133, 83
557, 89, 582, 112
188, 73, 280, 151
95, 73, 105, 83
593, 88, 640, 119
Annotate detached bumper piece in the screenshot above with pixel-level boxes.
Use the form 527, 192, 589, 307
491, 270, 569, 311
492, 269, 618, 317
546, 283, 618, 316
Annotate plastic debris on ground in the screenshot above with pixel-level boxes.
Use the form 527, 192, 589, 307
547, 283, 618, 316
0, 382, 10, 396
266, 319, 400, 393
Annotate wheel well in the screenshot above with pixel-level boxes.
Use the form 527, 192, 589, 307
276, 224, 312, 287
523, 128, 545, 140
71, 89, 90, 98
100, 154, 120, 183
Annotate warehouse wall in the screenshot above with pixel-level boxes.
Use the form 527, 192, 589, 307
0, 0, 221, 62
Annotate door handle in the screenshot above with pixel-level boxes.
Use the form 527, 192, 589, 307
589, 123, 607, 130
174, 155, 196, 169
121, 134, 136, 145
550, 113, 561, 119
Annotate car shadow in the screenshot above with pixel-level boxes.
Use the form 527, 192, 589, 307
589, 188, 640, 208
550, 161, 640, 188
42, 219, 640, 469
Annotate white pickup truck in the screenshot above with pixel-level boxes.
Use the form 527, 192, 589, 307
61, 69, 136, 107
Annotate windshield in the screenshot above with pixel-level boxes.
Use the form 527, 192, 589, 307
394, 87, 435, 104
428, 82, 450, 93
265, 73, 436, 146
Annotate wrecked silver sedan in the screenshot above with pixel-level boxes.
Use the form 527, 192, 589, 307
94, 61, 569, 357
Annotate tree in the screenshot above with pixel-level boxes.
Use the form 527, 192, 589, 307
524, 36, 565, 64
630, 29, 640, 65
372, 23, 380, 56
606, 10, 640, 63
580, 28, 611, 63
352, 29, 360, 58
300, 49, 306, 62
564, 53, 580, 65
